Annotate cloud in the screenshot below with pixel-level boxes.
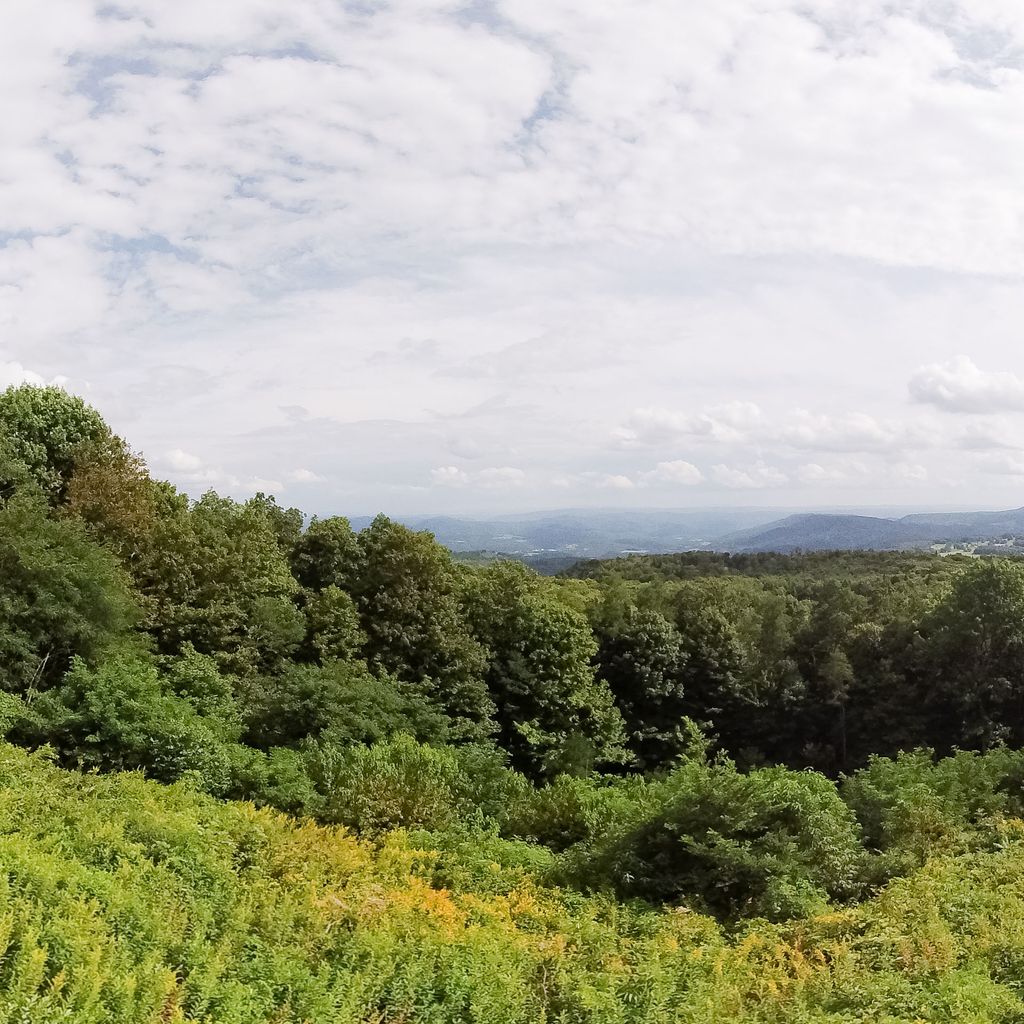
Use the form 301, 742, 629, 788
796, 461, 868, 484
431, 465, 526, 489
711, 462, 788, 490
955, 420, 1023, 452
779, 412, 924, 454
616, 403, 762, 446
8, 2, 1024, 512
288, 467, 326, 483
165, 448, 204, 472
431, 466, 471, 487
909, 357, 1024, 414
0, 362, 46, 390
640, 460, 704, 486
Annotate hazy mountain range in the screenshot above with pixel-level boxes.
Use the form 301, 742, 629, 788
348, 506, 1024, 559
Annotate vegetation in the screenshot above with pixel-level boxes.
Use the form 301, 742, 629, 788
6, 383, 1024, 1019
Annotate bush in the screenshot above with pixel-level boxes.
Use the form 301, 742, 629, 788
562, 754, 865, 921
842, 747, 1024, 878
21, 647, 232, 791
503, 772, 655, 852
241, 660, 449, 749
305, 735, 529, 833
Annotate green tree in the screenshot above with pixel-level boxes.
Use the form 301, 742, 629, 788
24, 647, 231, 789
350, 516, 493, 740
565, 746, 864, 921
290, 515, 362, 592
467, 561, 628, 779
0, 385, 112, 502
301, 585, 366, 663
924, 560, 1024, 750
0, 493, 137, 691
134, 491, 299, 676
241, 660, 447, 749
597, 606, 690, 771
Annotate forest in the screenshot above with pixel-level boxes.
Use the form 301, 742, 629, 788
6, 384, 1024, 1021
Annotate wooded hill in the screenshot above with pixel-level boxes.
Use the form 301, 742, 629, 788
4, 384, 1024, 1020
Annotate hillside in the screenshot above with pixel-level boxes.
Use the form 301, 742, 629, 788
348, 506, 1024, 559
4, 741, 1024, 1022
716, 512, 938, 552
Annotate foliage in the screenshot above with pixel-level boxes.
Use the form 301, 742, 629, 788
562, 750, 865, 922
20, 647, 231, 789
467, 561, 628, 779
305, 734, 528, 833
1, 744, 1024, 1021
241, 660, 448, 749
0, 384, 112, 500
350, 516, 494, 740
0, 493, 137, 691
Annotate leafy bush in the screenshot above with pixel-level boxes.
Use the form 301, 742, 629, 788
21, 648, 231, 790
563, 753, 865, 921
241, 660, 449, 749
842, 747, 1024, 878
503, 772, 655, 852
305, 734, 529, 833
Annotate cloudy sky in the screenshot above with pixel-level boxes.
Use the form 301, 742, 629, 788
6, 0, 1024, 514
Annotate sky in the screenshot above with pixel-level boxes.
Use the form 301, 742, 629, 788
5, 0, 1024, 515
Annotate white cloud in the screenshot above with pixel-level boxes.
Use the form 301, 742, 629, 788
431, 465, 526, 489
616, 403, 762, 446
431, 466, 471, 487
640, 460, 704, 486
289, 467, 326, 483
476, 467, 527, 488
0, 362, 45, 389
796, 461, 868, 484
712, 462, 788, 490
165, 448, 204, 472
779, 411, 924, 454
889, 462, 929, 484
8, 3, 1024, 512
909, 356, 1024, 414
245, 476, 284, 494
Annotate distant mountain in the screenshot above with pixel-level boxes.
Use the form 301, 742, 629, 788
718, 507, 1024, 553
901, 507, 1024, 540
348, 508, 788, 558
345, 505, 1024, 558
716, 514, 938, 553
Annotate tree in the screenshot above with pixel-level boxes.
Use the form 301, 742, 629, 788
23, 646, 231, 789
247, 493, 304, 556
0, 385, 112, 502
597, 606, 690, 771
467, 561, 628, 779
566, 746, 864, 921
300, 585, 366, 663
350, 516, 493, 741
0, 493, 137, 692
241, 660, 447, 749
290, 515, 362, 592
64, 436, 159, 567
923, 560, 1024, 750
134, 491, 299, 676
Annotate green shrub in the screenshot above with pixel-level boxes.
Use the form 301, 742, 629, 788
21, 648, 231, 791
305, 735, 528, 833
563, 754, 865, 921
842, 747, 1024, 879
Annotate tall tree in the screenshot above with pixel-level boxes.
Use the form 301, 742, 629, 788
597, 606, 689, 771
350, 516, 493, 741
0, 385, 112, 502
467, 561, 627, 779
